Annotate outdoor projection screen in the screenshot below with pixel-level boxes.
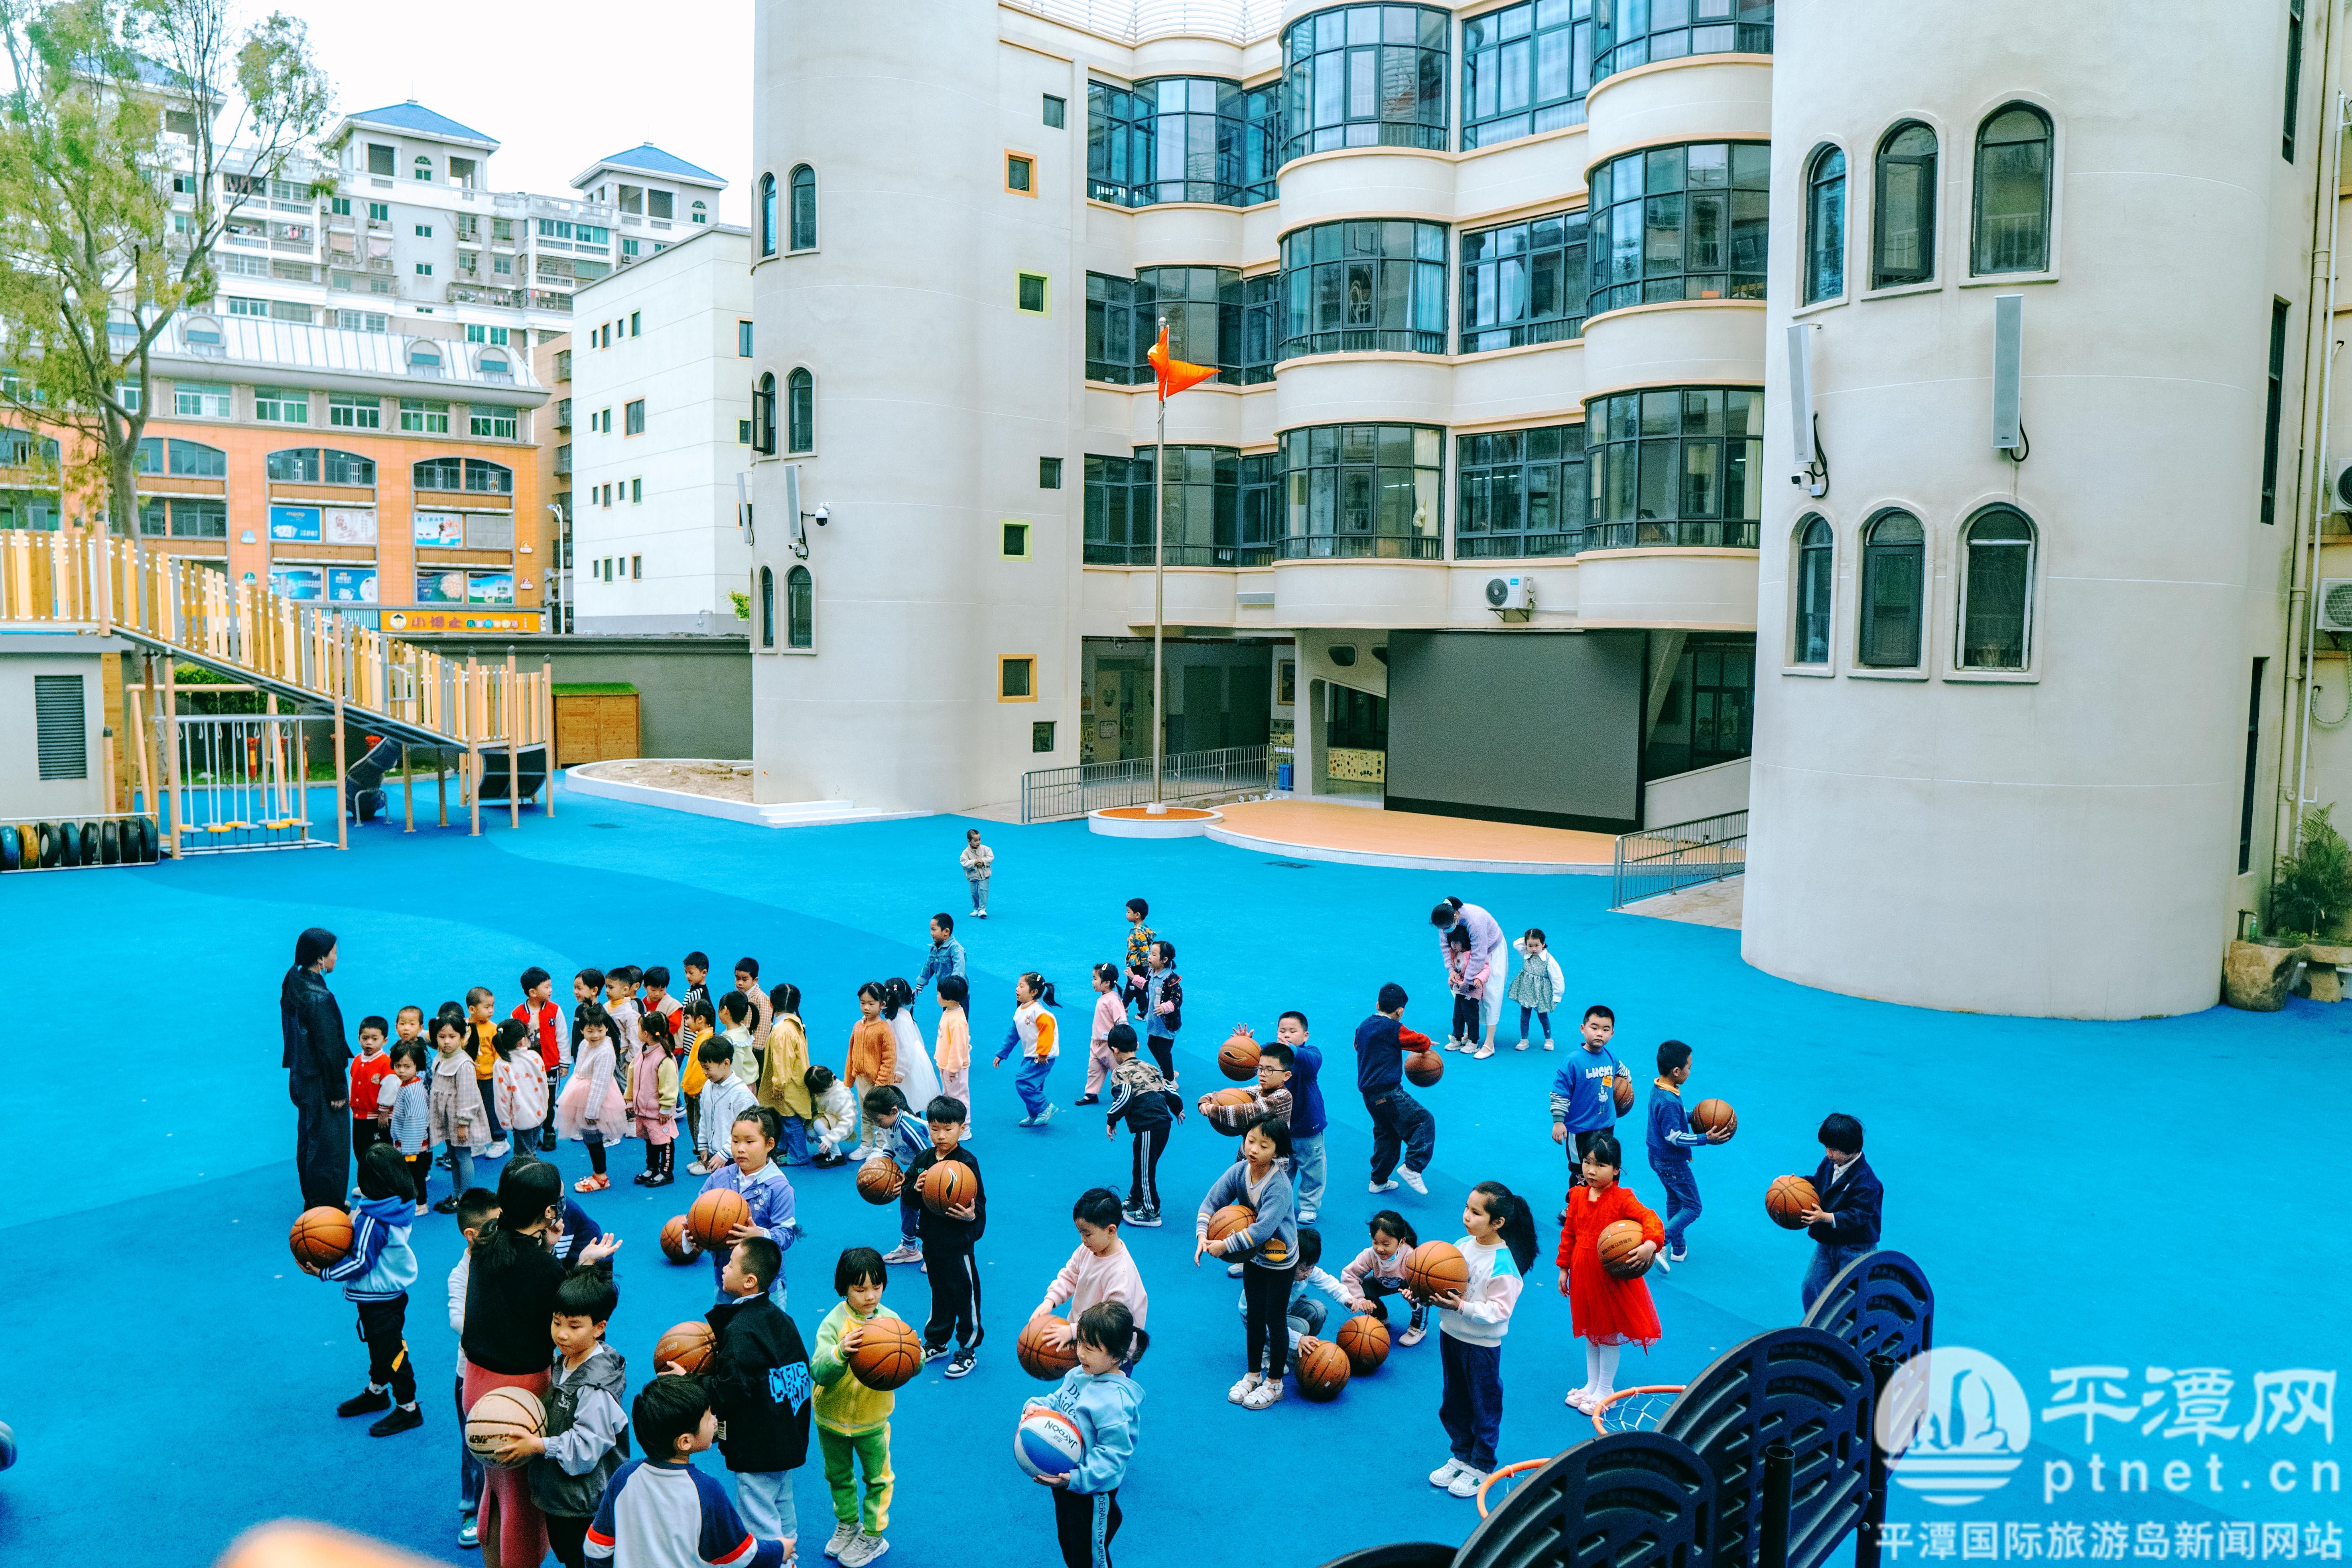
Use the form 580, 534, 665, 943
1383, 629, 1645, 830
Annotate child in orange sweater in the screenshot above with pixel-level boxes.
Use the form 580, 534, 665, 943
843, 982, 897, 1160
1553, 1131, 1663, 1415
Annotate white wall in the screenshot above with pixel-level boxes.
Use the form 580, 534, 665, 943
0, 644, 113, 818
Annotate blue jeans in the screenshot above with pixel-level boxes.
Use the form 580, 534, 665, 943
1014, 1054, 1055, 1117
779, 1113, 810, 1165
442, 1141, 475, 1194
1653, 1157, 1702, 1254
1801, 1241, 1871, 1313
456, 1375, 483, 1516
1291, 1131, 1326, 1215
1439, 1330, 1503, 1471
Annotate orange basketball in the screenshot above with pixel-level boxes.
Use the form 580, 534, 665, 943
1598, 1218, 1651, 1278
1690, 1097, 1737, 1139
918, 1160, 977, 1215
1204, 1202, 1256, 1245
1404, 1048, 1443, 1088
1612, 1072, 1635, 1115
1336, 1312, 1391, 1374
1294, 1336, 1353, 1402
1206, 1086, 1254, 1133
1767, 1175, 1820, 1230
849, 1316, 924, 1391
654, 1320, 716, 1375
1218, 1032, 1261, 1081
1016, 1315, 1081, 1381
1402, 1239, 1468, 1300
289, 1206, 354, 1268
687, 1188, 751, 1249
855, 1155, 904, 1205
659, 1215, 701, 1265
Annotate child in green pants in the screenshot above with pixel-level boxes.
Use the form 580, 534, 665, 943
810, 1246, 900, 1567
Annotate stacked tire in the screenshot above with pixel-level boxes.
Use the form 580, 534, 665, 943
0, 816, 158, 871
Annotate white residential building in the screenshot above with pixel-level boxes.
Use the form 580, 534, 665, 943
569, 226, 757, 634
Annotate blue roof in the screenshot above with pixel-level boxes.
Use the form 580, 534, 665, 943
580, 142, 725, 187
340, 101, 498, 148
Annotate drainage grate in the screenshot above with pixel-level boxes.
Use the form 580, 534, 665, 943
590, 822, 620, 829
1263, 859, 1314, 869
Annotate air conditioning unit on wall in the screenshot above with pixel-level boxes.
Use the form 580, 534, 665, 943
1486, 575, 1533, 622
2316, 578, 2352, 634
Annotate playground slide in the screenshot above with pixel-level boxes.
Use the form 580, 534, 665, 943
343, 735, 403, 823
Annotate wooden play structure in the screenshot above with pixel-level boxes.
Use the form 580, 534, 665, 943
0, 530, 554, 856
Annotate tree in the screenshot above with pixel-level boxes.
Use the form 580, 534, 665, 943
0, 0, 329, 540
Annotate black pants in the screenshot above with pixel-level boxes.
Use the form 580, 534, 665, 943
294, 1078, 351, 1211
547, 1513, 591, 1568
1451, 995, 1481, 1039
585, 1129, 607, 1176
352, 1117, 383, 1165
356, 1296, 416, 1404
405, 1150, 433, 1205
1365, 1088, 1436, 1183
925, 1241, 983, 1350
1144, 1035, 1175, 1080
1127, 1124, 1168, 1214
1243, 1262, 1290, 1381
1054, 1485, 1122, 1568
1361, 1277, 1430, 1333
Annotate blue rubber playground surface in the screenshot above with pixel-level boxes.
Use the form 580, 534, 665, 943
0, 780, 2346, 1567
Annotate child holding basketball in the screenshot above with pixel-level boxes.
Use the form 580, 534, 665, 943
1035, 1188, 1151, 1364
1426, 1180, 1538, 1499
628, 1008, 681, 1187
693, 1034, 758, 1177
1550, 1005, 1627, 1180
906, 1094, 986, 1376
702, 1236, 812, 1553
556, 1005, 631, 1194
586, 1375, 789, 1568
810, 1247, 904, 1567
806, 1064, 857, 1166
992, 971, 1063, 1127
492, 1269, 628, 1568
864, 1085, 934, 1265
314, 1141, 424, 1437
1194, 1115, 1298, 1410
1646, 1040, 1729, 1262
1554, 1133, 1663, 1415
1798, 1112, 1883, 1312
1341, 1210, 1430, 1346
755, 983, 813, 1166
843, 983, 897, 1158
1024, 1301, 1143, 1568
1102, 1025, 1179, 1227
697, 1107, 799, 1302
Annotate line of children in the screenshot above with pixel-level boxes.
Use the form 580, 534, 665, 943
992, 972, 1061, 1127
1102, 1024, 1179, 1227
906, 1094, 985, 1376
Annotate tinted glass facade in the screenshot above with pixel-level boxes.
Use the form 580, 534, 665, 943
1586, 386, 1763, 548
1588, 141, 1769, 317
1280, 4, 1450, 162
1088, 78, 1282, 207
1278, 220, 1448, 359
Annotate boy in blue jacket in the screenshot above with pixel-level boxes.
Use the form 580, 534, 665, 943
1026, 1301, 1143, 1568
1550, 1003, 1627, 1183
1798, 1111, 1884, 1311
1351, 983, 1435, 1196
1645, 1039, 1729, 1265
1276, 1011, 1327, 1221
316, 1141, 424, 1436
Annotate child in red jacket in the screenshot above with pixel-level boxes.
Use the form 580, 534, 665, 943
1553, 1131, 1663, 1416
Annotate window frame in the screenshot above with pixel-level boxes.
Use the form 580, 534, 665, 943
1460, 0, 1596, 150
1954, 504, 2036, 674
253, 386, 311, 425
1278, 4, 1452, 164
624, 398, 646, 436
1802, 144, 1847, 305
788, 165, 817, 251
758, 565, 776, 649
1582, 386, 1766, 550
1040, 456, 1064, 490
1790, 513, 1834, 668
738, 320, 754, 358
784, 565, 814, 651
1277, 219, 1449, 360
1970, 102, 2055, 277
1453, 423, 1591, 559
999, 654, 1038, 702
1458, 208, 1591, 353
785, 369, 814, 454
1856, 508, 1928, 670
1586, 141, 1772, 320
752, 373, 777, 455
1001, 520, 1033, 559
1870, 120, 1939, 290
758, 173, 778, 256
1016, 271, 1051, 315
1005, 151, 1036, 196
1043, 93, 1067, 128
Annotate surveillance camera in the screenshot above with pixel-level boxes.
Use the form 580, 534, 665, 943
813, 504, 830, 525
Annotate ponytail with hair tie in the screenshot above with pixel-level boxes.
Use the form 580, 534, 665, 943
1471, 1178, 1540, 1273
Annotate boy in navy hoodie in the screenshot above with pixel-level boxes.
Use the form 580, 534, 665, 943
1645, 1039, 1728, 1264
316, 1141, 424, 1436
1025, 1301, 1144, 1568
1798, 1111, 1884, 1311
1351, 983, 1435, 1196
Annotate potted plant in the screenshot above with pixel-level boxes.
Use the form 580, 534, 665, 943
2272, 806, 2352, 1001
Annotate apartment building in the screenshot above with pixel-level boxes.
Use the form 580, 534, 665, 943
568, 226, 756, 634
534, 334, 575, 632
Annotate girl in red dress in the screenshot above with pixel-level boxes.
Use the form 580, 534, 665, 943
1553, 1131, 1664, 1414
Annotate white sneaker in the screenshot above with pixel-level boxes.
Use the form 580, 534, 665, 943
1398, 1165, 1428, 1194
686, 1160, 713, 1176
1242, 1377, 1284, 1410
1515, 1040, 1530, 1051
882, 1243, 922, 1265
825, 1522, 859, 1558
1298, 1208, 1318, 1223
1399, 1324, 1427, 1347
1429, 1458, 1466, 1487
1036, 1103, 1060, 1125
1441, 1037, 1460, 1052
1544, 1040, 1555, 1051
1652, 1250, 1671, 1274
969, 908, 982, 917
1472, 1042, 1495, 1060
1449, 1467, 1487, 1499
486, 1141, 510, 1158
841, 1533, 889, 1567
1228, 1371, 1264, 1405
1369, 1178, 1399, 1194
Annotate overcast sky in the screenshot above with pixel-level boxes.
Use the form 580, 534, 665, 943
276, 0, 754, 223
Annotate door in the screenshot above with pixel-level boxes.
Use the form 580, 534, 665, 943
1181, 664, 1223, 754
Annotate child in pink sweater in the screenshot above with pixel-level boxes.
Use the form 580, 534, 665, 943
1032, 1188, 1151, 1365
1079, 963, 1124, 1105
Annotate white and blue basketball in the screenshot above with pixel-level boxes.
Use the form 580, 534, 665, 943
1013, 1407, 1085, 1480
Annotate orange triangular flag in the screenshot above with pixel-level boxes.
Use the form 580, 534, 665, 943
1148, 325, 1216, 400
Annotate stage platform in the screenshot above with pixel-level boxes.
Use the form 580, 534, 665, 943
1208, 798, 1616, 874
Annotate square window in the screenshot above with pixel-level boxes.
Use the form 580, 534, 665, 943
1032, 721, 1056, 753
399, 398, 450, 434
624, 399, 645, 435
1006, 153, 1034, 195
1042, 93, 1066, 129
367, 201, 388, 222
329, 392, 380, 429
999, 654, 1036, 701
175, 382, 231, 418
1001, 520, 1031, 558
1039, 456, 1063, 489
414, 224, 433, 238
739, 418, 752, 444
469, 407, 517, 439
1016, 272, 1049, 314
415, 262, 432, 276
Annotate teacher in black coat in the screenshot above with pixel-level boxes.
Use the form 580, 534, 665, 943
281, 926, 352, 1210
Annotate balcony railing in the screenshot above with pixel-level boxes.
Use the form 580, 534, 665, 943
446, 283, 526, 309
1020, 744, 1274, 823
1590, 520, 1761, 550
1611, 810, 1747, 910
528, 290, 574, 313
1082, 543, 1275, 568
1276, 534, 1444, 561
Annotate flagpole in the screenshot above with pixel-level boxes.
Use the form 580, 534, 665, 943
1150, 315, 1167, 814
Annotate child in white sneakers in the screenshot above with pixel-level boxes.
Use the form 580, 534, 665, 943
1339, 1209, 1430, 1346
1425, 1180, 1537, 1501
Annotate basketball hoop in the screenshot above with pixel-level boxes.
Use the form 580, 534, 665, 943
1590, 1384, 1687, 1436
1473, 1458, 1550, 1518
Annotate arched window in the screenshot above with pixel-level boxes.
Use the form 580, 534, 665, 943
408, 345, 443, 375
413, 155, 432, 181
478, 351, 511, 379
1873, 121, 1938, 288
786, 565, 813, 649
788, 165, 816, 250
1858, 509, 1925, 667
758, 566, 775, 648
463, 459, 513, 494
752, 372, 777, 455
1959, 506, 2035, 670
1973, 103, 2053, 275
184, 315, 223, 349
691, 199, 707, 225
1804, 145, 1846, 304
786, 368, 813, 453
757, 173, 776, 256
1794, 514, 1833, 664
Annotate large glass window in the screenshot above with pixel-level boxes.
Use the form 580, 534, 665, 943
1793, 514, 1832, 664
1240, 452, 1279, 564
1083, 446, 1251, 567
1644, 636, 1755, 776
464, 459, 512, 495
136, 496, 227, 538
1085, 268, 1277, 386
757, 174, 776, 255
266, 448, 375, 485
1459, 210, 1590, 351
1972, 103, 2052, 275
1803, 145, 1845, 303
1278, 220, 1447, 359
1591, 0, 1774, 87
1462, 0, 1594, 148
1456, 424, 1590, 558
1588, 142, 1769, 317
786, 369, 813, 453
752, 373, 776, 456
1086, 78, 1281, 207
1280, 4, 1450, 163
788, 166, 817, 250
1872, 122, 1936, 287
1280, 423, 1442, 559
1959, 506, 2033, 670
1858, 509, 1925, 667
1584, 386, 1763, 549
786, 565, 814, 649
414, 457, 465, 491
150, 437, 226, 477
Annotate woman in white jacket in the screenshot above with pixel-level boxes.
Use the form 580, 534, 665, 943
1507, 928, 1566, 1051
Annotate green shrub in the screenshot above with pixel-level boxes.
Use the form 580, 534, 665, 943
2271, 804, 2352, 942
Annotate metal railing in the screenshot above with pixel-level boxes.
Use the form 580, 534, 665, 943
1020, 743, 1272, 823
1611, 809, 1747, 910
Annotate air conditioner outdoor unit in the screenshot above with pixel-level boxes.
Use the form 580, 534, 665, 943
1485, 575, 1533, 621
2336, 465, 2352, 511
2317, 578, 2352, 634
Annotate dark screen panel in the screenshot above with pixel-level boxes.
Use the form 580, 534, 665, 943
1384, 629, 1645, 829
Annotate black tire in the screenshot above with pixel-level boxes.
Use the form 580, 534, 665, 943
79, 822, 97, 865
57, 822, 78, 868
100, 821, 120, 865
38, 823, 60, 868
142, 816, 159, 862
